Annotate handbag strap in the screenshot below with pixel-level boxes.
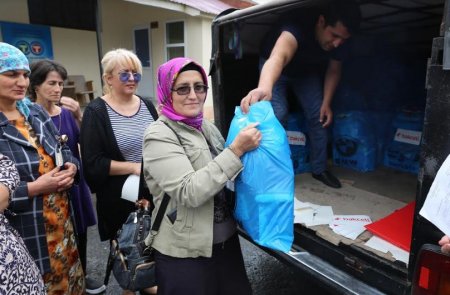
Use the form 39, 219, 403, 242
104, 195, 170, 286
151, 193, 170, 231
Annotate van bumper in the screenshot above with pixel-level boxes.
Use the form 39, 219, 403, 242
239, 230, 386, 295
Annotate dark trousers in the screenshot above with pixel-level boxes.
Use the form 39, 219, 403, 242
155, 233, 252, 295
259, 58, 328, 174
77, 231, 87, 273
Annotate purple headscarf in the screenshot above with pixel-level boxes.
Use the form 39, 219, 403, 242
157, 57, 208, 131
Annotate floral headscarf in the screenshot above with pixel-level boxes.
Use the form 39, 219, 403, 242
0, 42, 30, 74
157, 57, 208, 131
0, 42, 31, 118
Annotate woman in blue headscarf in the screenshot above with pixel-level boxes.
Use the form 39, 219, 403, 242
0, 42, 84, 294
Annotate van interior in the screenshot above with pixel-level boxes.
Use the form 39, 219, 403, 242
211, 0, 446, 293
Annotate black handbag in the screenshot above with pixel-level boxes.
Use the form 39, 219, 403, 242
104, 162, 170, 291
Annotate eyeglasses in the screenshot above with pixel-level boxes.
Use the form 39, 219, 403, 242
118, 71, 142, 83
171, 84, 208, 95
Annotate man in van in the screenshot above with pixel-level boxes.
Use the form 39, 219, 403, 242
240, 0, 361, 188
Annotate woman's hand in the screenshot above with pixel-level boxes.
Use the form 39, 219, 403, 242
60, 96, 82, 126
229, 123, 262, 157
0, 184, 9, 212
28, 162, 77, 196
109, 161, 141, 176
439, 235, 450, 254
136, 199, 150, 210
54, 162, 77, 192
132, 162, 141, 175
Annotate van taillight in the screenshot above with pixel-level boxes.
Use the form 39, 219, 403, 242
412, 244, 450, 295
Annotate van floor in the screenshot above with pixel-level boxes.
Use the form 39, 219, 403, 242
295, 166, 417, 263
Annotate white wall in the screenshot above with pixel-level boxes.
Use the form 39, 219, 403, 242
100, 0, 215, 118
0, 0, 216, 118
51, 28, 101, 97
0, 0, 29, 24
0, 0, 102, 100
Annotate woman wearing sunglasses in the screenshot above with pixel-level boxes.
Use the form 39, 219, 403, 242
142, 57, 261, 295
80, 48, 158, 295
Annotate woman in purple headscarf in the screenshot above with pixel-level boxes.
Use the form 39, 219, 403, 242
142, 57, 261, 295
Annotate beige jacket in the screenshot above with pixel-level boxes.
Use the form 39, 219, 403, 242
143, 116, 243, 258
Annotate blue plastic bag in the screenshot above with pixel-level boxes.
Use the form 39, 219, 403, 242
225, 101, 294, 252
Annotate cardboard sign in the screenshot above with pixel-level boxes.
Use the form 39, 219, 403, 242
394, 128, 422, 145
287, 131, 306, 146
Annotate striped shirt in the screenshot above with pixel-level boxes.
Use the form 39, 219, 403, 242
106, 100, 154, 162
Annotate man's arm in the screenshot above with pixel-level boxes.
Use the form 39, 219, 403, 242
320, 59, 342, 127
240, 31, 298, 113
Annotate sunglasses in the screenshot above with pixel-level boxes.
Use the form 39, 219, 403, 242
118, 71, 142, 83
171, 84, 208, 95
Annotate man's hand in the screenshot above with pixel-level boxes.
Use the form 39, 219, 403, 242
240, 88, 272, 114
319, 103, 333, 127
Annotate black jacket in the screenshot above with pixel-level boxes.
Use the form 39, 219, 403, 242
80, 96, 158, 240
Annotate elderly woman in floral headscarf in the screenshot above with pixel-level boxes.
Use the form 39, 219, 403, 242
142, 57, 261, 295
0, 42, 84, 294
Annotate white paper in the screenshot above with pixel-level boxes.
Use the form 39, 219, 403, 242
332, 224, 366, 240
121, 174, 140, 203
419, 154, 450, 236
293, 201, 333, 226
294, 199, 320, 210
329, 215, 372, 240
294, 208, 314, 224
365, 236, 409, 265
305, 206, 334, 227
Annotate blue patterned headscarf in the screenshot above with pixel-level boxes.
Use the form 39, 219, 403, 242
0, 42, 30, 74
0, 42, 32, 118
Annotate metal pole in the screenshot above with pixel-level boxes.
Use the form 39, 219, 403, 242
94, 0, 104, 90
442, 0, 450, 69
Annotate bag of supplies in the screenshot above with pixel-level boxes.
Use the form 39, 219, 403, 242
226, 101, 294, 252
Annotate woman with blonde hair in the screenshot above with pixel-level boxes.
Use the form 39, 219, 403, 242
80, 48, 158, 294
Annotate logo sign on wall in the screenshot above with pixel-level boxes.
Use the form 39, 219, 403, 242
1, 22, 53, 61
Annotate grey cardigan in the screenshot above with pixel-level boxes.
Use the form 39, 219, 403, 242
143, 116, 242, 258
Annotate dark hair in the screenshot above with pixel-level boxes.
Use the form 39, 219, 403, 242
28, 59, 68, 100
179, 62, 203, 74
323, 0, 361, 34
179, 62, 207, 84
